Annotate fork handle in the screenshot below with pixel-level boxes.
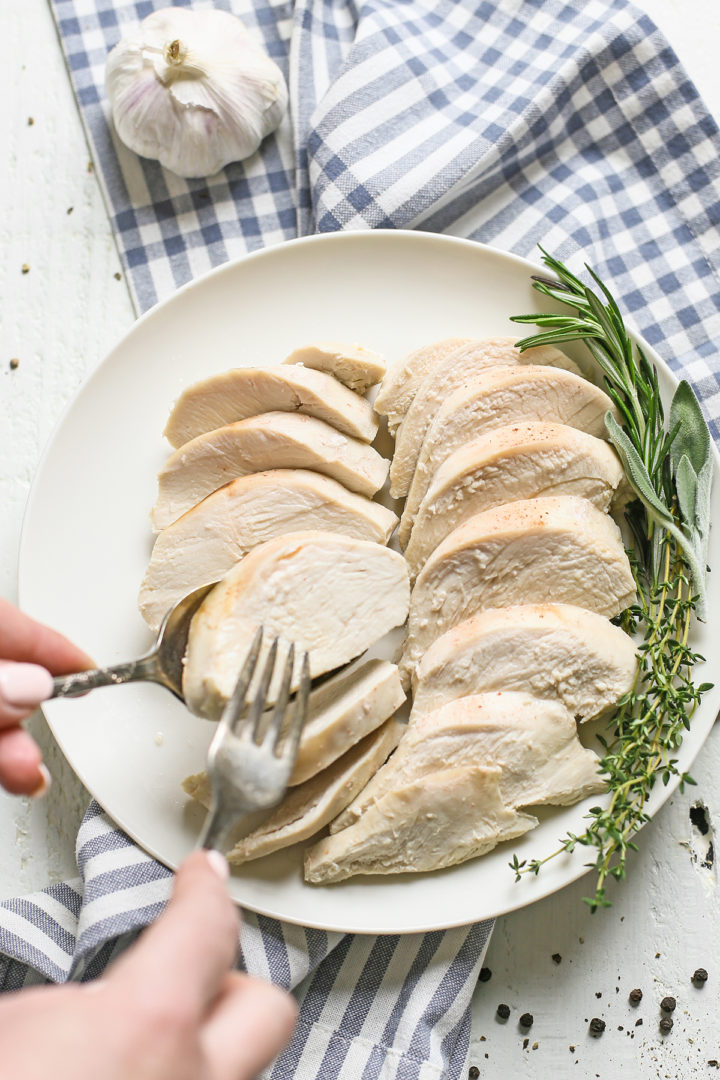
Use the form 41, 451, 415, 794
51, 656, 160, 698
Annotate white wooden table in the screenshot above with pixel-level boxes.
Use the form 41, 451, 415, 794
2, 1, 719, 1074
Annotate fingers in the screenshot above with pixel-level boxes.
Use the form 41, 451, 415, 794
0, 727, 49, 795
202, 972, 297, 1080
0, 662, 54, 728
109, 851, 240, 1019
0, 598, 93, 675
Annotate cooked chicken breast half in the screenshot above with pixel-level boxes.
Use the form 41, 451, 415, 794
401, 497, 636, 674
331, 691, 604, 834
390, 339, 579, 498
402, 422, 625, 568
183, 532, 410, 718
373, 337, 473, 432
411, 604, 637, 722
139, 470, 398, 630
401, 365, 617, 542
164, 365, 379, 448
153, 412, 390, 530
304, 765, 537, 883
184, 720, 404, 865
283, 342, 386, 394
290, 660, 405, 785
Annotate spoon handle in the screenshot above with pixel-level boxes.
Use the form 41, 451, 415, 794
51, 655, 161, 698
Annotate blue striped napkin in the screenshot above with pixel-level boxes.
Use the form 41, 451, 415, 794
4, 0, 720, 1076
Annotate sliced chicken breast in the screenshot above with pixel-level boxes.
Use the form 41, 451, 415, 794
153, 412, 390, 530
284, 342, 386, 394
401, 365, 617, 542
304, 765, 537, 883
290, 660, 405, 785
139, 470, 398, 630
164, 365, 379, 448
373, 337, 473, 432
402, 497, 636, 674
390, 339, 579, 498
183, 532, 410, 718
331, 691, 604, 833
230, 721, 403, 864
402, 422, 625, 568
411, 604, 637, 722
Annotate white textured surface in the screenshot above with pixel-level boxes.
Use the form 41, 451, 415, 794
1, 0, 719, 1074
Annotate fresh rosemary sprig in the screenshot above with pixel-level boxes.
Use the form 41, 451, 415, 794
507, 248, 713, 911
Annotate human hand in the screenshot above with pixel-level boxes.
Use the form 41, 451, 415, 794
0, 850, 297, 1079
0, 598, 93, 795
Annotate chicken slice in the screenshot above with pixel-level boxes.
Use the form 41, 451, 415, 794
153, 412, 390, 530
183, 532, 410, 718
290, 660, 405, 785
402, 497, 636, 674
304, 766, 537, 883
402, 422, 625, 571
183, 718, 403, 862
390, 339, 579, 498
139, 470, 398, 630
373, 337, 473, 432
411, 604, 637, 722
401, 365, 617, 542
283, 342, 386, 394
331, 691, 604, 834
164, 365, 379, 448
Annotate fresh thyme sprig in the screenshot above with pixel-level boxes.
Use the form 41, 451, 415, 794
507, 248, 713, 911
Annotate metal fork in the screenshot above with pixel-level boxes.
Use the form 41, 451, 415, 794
197, 626, 311, 854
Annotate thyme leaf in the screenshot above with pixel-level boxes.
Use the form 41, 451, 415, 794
507, 248, 714, 911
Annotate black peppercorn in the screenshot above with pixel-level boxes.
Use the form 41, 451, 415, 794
496, 1003, 511, 1020
551, 953, 562, 964
659, 1017, 673, 1034
519, 1013, 534, 1028
660, 996, 676, 1013
468, 1068, 480, 1080
589, 1018, 606, 1035
478, 967, 492, 983
629, 988, 643, 1004
692, 968, 709, 984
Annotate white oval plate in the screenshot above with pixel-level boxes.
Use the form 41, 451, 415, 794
19, 231, 720, 934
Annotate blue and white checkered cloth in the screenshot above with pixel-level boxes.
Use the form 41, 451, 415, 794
3, 0, 720, 1075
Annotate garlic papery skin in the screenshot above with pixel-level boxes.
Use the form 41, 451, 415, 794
105, 7, 288, 178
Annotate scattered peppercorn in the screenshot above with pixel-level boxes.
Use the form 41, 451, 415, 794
569, 1045, 575, 1053
66, 207, 74, 215
660, 996, 676, 1013
532, 1042, 539, 1050
635, 1019, 643, 1027
595, 992, 602, 999
478, 967, 492, 982
629, 988, 643, 1004
552, 954, 562, 964
114, 272, 122, 281
659, 1017, 673, 1034
21, 264, 29, 274
496, 1004, 511, 1021
9, 358, 19, 370
693, 968, 709, 985
87, 161, 94, 173
589, 1018, 605, 1036
468, 1067, 479, 1080
708, 1061, 719, 1068
519, 1013, 533, 1028
523, 1038, 529, 1049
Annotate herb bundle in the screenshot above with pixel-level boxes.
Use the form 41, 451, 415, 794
508, 249, 714, 911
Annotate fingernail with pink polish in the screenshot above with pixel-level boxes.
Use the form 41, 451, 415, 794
30, 764, 52, 799
0, 664, 54, 708
205, 850, 230, 880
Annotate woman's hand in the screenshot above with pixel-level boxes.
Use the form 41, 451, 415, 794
0, 850, 297, 1079
0, 598, 93, 795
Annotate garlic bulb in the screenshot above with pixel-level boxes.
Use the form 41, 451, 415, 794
105, 7, 288, 178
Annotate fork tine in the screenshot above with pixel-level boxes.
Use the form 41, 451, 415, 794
213, 625, 264, 747
276, 651, 311, 759
245, 635, 280, 740
266, 641, 295, 749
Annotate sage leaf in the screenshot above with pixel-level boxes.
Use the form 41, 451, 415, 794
669, 380, 710, 478
605, 414, 674, 525
675, 454, 698, 533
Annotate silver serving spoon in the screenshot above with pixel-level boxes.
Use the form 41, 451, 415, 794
50, 583, 217, 702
